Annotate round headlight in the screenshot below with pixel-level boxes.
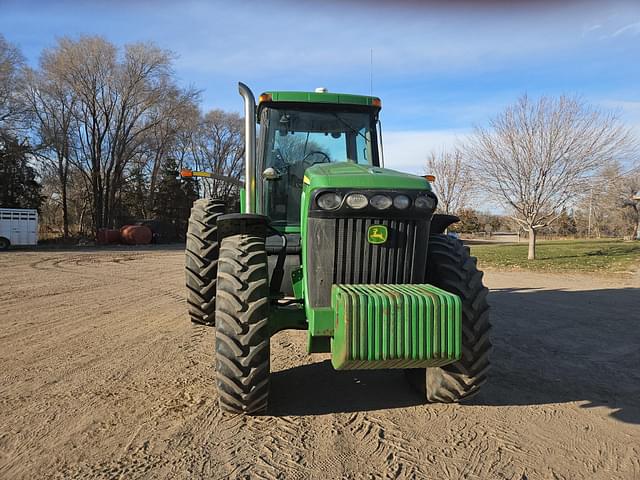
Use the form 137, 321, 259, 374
393, 194, 411, 210
415, 195, 436, 210
317, 192, 343, 210
370, 194, 392, 210
346, 193, 368, 209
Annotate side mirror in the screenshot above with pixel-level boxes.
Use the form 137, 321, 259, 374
262, 167, 281, 180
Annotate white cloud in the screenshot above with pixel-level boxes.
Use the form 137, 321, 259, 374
381, 129, 469, 175
612, 21, 640, 37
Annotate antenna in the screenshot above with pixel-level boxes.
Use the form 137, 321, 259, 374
370, 48, 373, 96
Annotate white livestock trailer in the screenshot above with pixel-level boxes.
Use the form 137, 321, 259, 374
0, 208, 38, 250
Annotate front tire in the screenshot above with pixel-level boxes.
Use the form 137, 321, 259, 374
185, 198, 226, 325
215, 234, 270, 414
405, 234, 492, 402
0, 237, 10, 251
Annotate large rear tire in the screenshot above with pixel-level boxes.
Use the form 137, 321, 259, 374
405, 234, 492, 402
0, 237, 10, 251
185, 198, 226, 325
215, 234, 270, 414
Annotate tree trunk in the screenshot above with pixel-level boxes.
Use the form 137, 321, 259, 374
527, 227, 537, 260
631, 203, 639, 240
58, 152, 69, 239
92, 171, 102, 234
61, 183, 69, 239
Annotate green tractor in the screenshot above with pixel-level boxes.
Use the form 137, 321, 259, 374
184, 83, 491, 414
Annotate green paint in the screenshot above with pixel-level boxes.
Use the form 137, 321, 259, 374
291, 267, 304, 299
367, 225, 388, 244
259, 90, 381, 109
239, 187, 246, 213
330, 284, 462, 370
303, 162, 431, 191
268, 306, 307, 336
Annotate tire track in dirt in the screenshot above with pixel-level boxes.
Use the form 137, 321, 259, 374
152, 324, 313, 480
331, 411, 427, 479
30, 254, 187, 304
2, 250, 640, 479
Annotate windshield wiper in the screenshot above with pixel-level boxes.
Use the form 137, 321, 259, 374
331, 113, 370, 144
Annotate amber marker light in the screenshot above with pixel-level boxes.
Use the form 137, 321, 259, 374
180, 168, 193, 177
258, 93, 272, 103
424, 175, 436, 182
372, 97, 382, 107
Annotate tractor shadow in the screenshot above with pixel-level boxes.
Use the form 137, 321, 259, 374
269, 361, 423, 416
472, 285, 640, 425
270, 285, 640, 424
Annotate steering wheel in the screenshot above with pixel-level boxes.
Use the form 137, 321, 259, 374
301, 151, 331, 165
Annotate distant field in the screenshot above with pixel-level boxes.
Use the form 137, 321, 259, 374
470, 239, 640, 274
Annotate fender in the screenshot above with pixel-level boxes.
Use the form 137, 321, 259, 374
430, 214, 460, 234
216, 213, 270, 240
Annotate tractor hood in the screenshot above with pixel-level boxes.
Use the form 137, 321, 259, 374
303, 162, 431, 191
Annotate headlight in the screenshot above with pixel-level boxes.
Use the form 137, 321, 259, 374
317, 192, 343, 210
346, 193, 368, 209
414, 195, 436, 210
370, 194, 392, 210
393, 194, 411, 210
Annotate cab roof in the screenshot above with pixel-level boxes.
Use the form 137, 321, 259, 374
258, 90, 381, 109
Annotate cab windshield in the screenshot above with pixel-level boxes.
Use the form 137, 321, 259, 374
259, 106, 378, 226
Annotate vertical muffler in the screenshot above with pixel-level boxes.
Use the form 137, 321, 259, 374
238, 82, 256, 213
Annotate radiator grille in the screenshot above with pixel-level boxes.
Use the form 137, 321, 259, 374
334, 218, 418, 284
307, 216, 429, 307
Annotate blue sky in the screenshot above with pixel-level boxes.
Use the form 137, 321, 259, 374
2, 0, 639, 174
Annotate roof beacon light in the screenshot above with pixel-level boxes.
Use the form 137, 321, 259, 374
315, 87, 328, 93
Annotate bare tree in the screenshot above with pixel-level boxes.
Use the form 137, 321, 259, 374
425, 148, 474, 215
180, 109, 244, 203
0, 34, 27, 135
467, 95, 633, 259
23, 63, 78, 238
142, 85, 200, 215
49, 36, 116, 232
42, 36, 191, 232
600, 162, 640, 238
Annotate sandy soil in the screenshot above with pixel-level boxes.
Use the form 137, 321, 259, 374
1, 247, 639, 480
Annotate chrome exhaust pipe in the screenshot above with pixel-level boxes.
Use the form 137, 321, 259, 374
238, 82, 256, 213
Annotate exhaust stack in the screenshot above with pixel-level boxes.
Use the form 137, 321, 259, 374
238, 82, 256, 213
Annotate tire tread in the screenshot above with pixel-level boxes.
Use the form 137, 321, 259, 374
185, 199, 226, 325
215, 234, 270, 415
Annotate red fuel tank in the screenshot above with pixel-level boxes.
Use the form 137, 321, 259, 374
97, 228, 121, 244
119, 225, 152, 245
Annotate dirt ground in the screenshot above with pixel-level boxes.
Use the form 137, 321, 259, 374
1, 247, 639, 480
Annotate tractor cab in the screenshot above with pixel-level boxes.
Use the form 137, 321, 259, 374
256, 90, 382, 228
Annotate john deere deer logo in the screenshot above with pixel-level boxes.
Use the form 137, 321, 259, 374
367, 225, 388, 244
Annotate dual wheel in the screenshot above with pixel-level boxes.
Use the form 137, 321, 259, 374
186, 199, 492, 414
185, 199, 269, 414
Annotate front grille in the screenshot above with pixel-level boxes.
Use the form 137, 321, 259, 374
334, 218, 417, 284
307, 216, 429, 307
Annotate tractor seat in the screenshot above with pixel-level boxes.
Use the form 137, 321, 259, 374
266, 233, 301, 255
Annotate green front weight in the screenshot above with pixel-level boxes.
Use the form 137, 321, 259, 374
330, 284, 461, 370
